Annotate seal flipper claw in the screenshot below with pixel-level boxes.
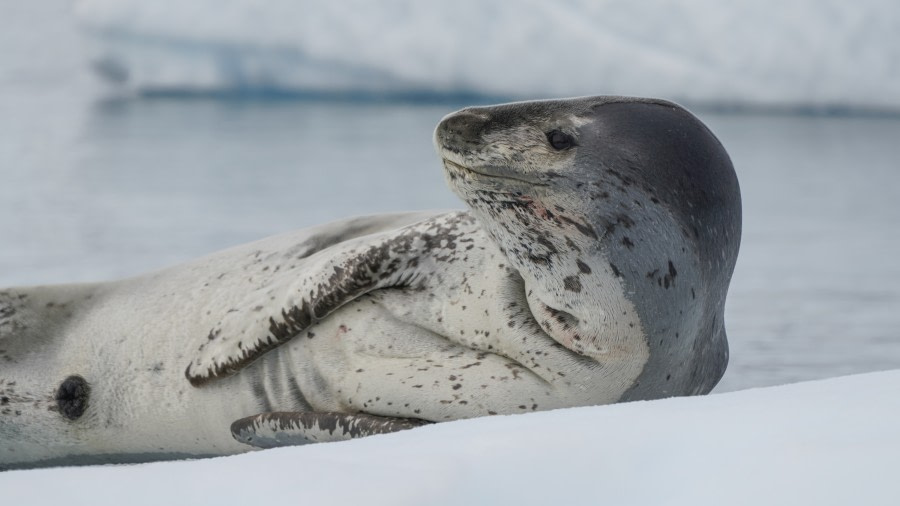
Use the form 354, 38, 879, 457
230, 411, 431, 449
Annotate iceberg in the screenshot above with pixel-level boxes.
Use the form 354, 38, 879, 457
75, 0, 900, 111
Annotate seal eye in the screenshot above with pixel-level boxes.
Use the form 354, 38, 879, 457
546, 130, 576, 150
56, 375, 90, 420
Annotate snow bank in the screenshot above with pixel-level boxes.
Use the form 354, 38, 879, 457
2, 370, 898, 505
73, 0, 900, 111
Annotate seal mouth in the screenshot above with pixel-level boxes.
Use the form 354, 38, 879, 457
441, 159, 548, 187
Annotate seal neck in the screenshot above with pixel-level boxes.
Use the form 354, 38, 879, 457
468, 199, 649, 366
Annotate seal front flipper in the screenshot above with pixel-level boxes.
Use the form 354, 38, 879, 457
230, 412, 431, 449
186, 211, 478, 386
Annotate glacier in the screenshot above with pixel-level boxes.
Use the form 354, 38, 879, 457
74, 0, 900, 111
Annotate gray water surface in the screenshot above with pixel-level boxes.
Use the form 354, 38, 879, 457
2, 2, 899, 393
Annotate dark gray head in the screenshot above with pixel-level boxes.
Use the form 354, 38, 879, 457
434, 96, 741, 398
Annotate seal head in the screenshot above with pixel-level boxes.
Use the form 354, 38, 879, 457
435, 96, 741, 397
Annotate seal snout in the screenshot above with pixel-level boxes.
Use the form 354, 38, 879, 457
55, 375, 90, 420
434, 109, 490, 153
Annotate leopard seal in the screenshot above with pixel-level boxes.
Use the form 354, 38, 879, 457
0, 96, 740, 470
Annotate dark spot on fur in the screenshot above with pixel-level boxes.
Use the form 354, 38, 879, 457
609, 263, 621, 278
534, 234, 558, 254
558, 216, 598, 239
576, 259, 592, 274
563, 276, 582, 293
621, 237, 635, 249
617, 214, 635, 228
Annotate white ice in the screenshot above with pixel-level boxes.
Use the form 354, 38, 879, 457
74, 0, 900, 111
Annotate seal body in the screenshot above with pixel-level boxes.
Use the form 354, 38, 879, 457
0, 96, 740, 470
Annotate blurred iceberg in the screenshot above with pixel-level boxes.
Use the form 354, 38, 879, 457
75, 0, 900, 111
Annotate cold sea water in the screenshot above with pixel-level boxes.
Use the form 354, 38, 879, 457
2, 3, 899, 393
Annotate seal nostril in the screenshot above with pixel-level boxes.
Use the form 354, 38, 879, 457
56, 375, 90, 420
439, 112, 488, 146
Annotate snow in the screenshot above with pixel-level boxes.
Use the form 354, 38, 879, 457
3, 371, 898, 505
73, 0, 900, 111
